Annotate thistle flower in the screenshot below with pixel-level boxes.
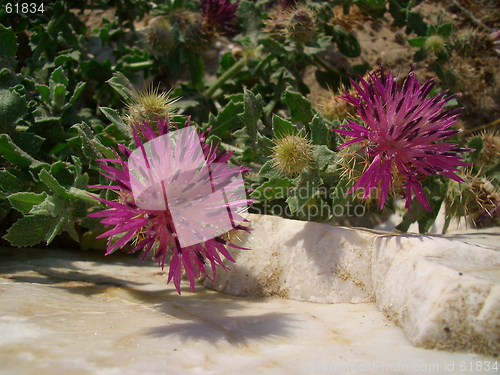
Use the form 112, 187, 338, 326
271, 133, 313, 175
200, 0, 239, 34
334, 65, 470, 212
88, 117, 251, 294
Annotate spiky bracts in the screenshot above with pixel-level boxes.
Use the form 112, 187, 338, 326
200, 0, 239, 34
271, 133, 313, 176
334, 65, 470, 212
88, 117, 251, 294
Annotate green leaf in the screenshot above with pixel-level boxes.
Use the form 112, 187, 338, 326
39, 169, 69, 197
99, 107, 131, 137
4, 215, 58, 247
0, 134, 48, 170
283, 88, 314, 124
236, 1, 262, 43
437, 23, 453, 39
7, 192, 47, 214
69, 82, 86, 104
50, 66, 69, 87
407, 11, 428, 37
36, 85, 51, 103
286, 169, 323, 213
335, 27, 361, 58
309, 114, 329, 146
0, 169, 19, 197
107, 71, 137, 102
312, 145, 334, 171
0, 89, 28, 133
272, 114, 299, 138
0, 25, 17, 70
259, 160, 281, 179
260, 37, 287, 56
257, 133, 274, 158
208, 101, 244, 138
413, 48, 427, 62
237, 89, 263, 142
250, 178, 293, 201
408, 37, 426, 48
51, 83, 67, 111
467, 136, 482, 163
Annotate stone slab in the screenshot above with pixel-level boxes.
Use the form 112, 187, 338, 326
0, 246, 494, 375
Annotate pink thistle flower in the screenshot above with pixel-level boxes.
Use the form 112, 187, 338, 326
334, 65, 470, 212
200, 0, 239, 33
88, 117, 251, 294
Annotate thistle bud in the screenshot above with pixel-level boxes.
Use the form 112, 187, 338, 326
425, 35, 445, 55
285, 6, 317, 45
146, 17, 176, 54
124, 86, 179, 130
271, 134, 313, 175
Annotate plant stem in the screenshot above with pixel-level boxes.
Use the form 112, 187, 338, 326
312, 55, 341, 76
459, 118, 500, 138
112, 61, 154, 73
204, 45, 265, 98
204, 58, 246, 98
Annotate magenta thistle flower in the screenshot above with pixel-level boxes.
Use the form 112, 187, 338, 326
88, 117, 251, 294
334, 66, 470, 212
200, 0, 239, 33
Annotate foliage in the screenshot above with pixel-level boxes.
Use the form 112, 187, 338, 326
0, 0, 498, 255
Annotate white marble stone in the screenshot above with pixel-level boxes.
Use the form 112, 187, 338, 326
0, 246, 495, 375
203, 214, 500, 356
372, 233, 500, 357
203, 214, 376, 303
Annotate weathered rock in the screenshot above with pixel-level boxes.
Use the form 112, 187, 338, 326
372, 234, 500, 356
203, 214, 376, 303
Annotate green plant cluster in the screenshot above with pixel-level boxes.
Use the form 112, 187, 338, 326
0, 0, 499, 250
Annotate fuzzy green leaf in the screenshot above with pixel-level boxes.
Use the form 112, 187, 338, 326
407, 11, 428, 37
286, 169, 323, 213
50, 66, 68, 87
0, 25, 17, 70
283, 88, 314, 124
4, 215, 58, 247
335, 27, 361, 58
312, 145, 334, 171
107, 71, 136, 102
7, 192, 47, 214
272, 115, 299, 138
408, 37, 426, 48
257, 133, 274, 158
237, 89, 263, 142
99, 107, 131, 137
259, 160, 281, 179
39, 169, 69, 197
0, 169, 19, 197
69, 82, 86, 104
251, 178, 293, 201
437, 23, 453, 38
208, 100, 244, 138
0, 89, 28, 134
309, 113, 329, 146
0, 134, 48, 170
